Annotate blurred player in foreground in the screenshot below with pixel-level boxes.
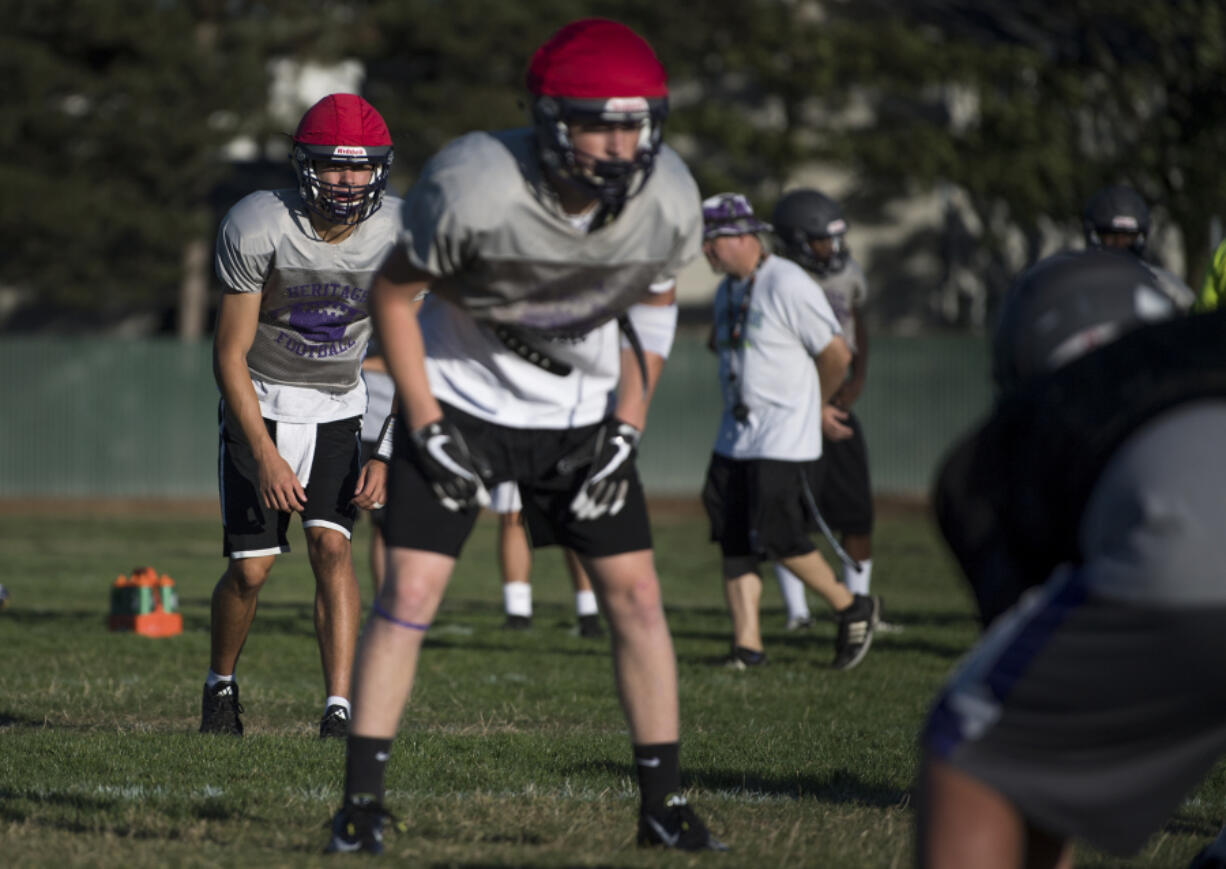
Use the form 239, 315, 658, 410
920, 248, 1226, 867
327, 19, 724, 855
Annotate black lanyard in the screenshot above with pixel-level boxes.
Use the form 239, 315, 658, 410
725, 262, 763, 423
725, 273, 756, 350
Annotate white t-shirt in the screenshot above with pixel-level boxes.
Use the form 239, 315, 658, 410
711, 255, 843, 461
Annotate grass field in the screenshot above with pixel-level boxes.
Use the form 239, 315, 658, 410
0, 503, 1222, 867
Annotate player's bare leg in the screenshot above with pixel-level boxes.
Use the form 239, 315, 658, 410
566, 548, 603, 637
781, 550, 876, 669
368, 521, 386, 597
566, 548, 594, 591
209, 554, 275, 675
349, 547, 457, 737
918, 758, 1073, 869
723, 568, 764, 654
583, 549, 678, 744
305, 526, 361, 701
844, 533, 871, 564
583, 548, 725, 851
779, 550, 854, 611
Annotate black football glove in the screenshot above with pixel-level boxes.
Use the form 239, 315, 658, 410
557, 420, 641, 520
410, 420, 490, 512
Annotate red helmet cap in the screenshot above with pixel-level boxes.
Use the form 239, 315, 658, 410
293, 93, 392, 154
527, 18, 667, 100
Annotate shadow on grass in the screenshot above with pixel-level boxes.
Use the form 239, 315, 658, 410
571, 761, 908, 809
694, 765, 908, 809
0, 787, 118, 822
1, 608, 111, 627
0, 710, 50, 728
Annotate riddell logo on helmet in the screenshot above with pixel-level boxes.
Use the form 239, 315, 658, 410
603, 97, 650, 113
1110, 216, 1140, 230
333, 146, 369, 157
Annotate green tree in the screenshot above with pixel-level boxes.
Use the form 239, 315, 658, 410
0, 0, 267, 328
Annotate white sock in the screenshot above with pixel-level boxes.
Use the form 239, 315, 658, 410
575, 589, 599, 617
504, 581, 532, 617
325, 695, 350, 715
844, 559, 872, 596
204, 666, 232, 686
773, 564, 811, 622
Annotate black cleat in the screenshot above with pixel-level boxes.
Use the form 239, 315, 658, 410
577, 614, 604, 638
502, 614, 532, 630
833, 594, 880, 670
325, 796, 393, 855
638, 794, 728, 851
721, 646, 766, 671
319, 704, 350, 739
199, 681, 243, 735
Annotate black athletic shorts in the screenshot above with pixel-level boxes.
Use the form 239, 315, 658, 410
925, 566, 1226, 856
810, 411, 874, 536
218, 404, 362, 558
383, 403, 652, 559
701, 453, 818, 575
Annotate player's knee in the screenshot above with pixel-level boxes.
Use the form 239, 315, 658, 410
305, 526, 351, 564
225, 557, 273, 594
498, 511, 521, 530
378, 577, 440, 621
604, 575, 664, 626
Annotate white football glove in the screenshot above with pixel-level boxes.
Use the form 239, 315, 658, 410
557, 420, 641, 520
410, 420, 490, 512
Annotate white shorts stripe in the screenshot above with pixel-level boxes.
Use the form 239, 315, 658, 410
302, 519, 352, 540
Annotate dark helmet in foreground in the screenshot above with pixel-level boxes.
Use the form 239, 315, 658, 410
992, 248, 1177, 393
526, 18, 669, 212
771, 189, 850, 277
1082, 184, 1149, 256
291, 93, 394, 225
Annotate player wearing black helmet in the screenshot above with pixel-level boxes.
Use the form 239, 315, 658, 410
1083, 184, 1195, 310
770, 189, 881, 632
919, 248, 1226, 867
772, 189, 851, 276
327, 19, 724, 855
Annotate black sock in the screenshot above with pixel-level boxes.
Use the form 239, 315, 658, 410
634, 742, 680, 816
344, 736, 393, 805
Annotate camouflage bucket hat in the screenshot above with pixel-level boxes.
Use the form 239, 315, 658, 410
702, 192, 772, 240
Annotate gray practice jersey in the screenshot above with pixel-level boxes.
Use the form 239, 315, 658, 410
1078, 400, 1226, 606
816, 258, 868, 356
215, 189, 402, 393
398, 128, 702, 429
711, 255, 843, 461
